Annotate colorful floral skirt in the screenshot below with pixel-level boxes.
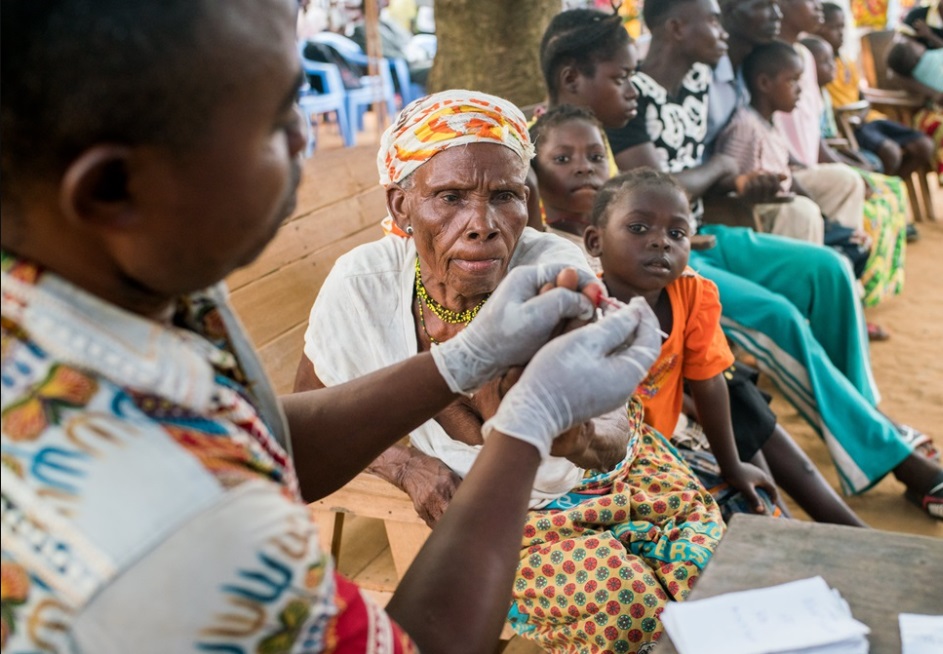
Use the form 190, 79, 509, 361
858, 170, 907, 307
508, 401, 724, 654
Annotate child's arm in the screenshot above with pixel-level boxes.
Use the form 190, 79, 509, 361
687, 374, 779, 513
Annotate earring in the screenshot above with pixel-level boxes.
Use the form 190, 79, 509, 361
406, 225, 414, 235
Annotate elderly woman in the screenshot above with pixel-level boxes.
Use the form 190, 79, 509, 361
296, 90, 724, 652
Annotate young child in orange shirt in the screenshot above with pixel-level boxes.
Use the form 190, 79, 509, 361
584, 168, 779, 515
533, 110, 865, 525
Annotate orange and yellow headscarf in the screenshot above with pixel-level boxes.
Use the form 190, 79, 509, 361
376, 89, 535, 188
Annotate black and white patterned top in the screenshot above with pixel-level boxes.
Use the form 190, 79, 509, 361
606, 62, 713, 173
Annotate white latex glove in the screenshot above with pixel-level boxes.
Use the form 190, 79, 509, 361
430, 263, 597, 395
482, 297, 661, 459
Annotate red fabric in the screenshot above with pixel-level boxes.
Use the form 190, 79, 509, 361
323, 573, 419, 653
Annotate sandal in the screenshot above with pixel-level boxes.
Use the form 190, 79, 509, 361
905, 472, 943, 520
899, 424, 941, 462
867, 322, 891, 342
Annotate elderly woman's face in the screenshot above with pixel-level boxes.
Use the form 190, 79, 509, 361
392, 143, 530, 299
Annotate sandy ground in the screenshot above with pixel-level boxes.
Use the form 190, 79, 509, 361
770, 190, 943, 538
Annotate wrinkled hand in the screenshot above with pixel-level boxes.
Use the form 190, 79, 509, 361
723, 461, 779, 515
431, 264, 601, 395
469, 366, 524, 422
398, 452, 462, 528
482, 297, 661, 458
734, 171, 789, 203
549, 421, 596, 462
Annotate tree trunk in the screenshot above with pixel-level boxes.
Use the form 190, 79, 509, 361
428, 0, 563, 109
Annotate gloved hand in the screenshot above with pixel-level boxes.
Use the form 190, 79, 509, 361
482, 297, 661, 459
431, 263, 599, 395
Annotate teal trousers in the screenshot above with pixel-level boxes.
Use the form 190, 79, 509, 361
691, 225, 911, 494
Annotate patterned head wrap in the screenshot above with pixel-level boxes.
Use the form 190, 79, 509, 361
377, 89, 535, 187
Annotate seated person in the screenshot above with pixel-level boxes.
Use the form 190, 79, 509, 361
715, 40, 871, 272
818, 2, 935, 182
887, 31, 943, 95
803, 34, 915, 310
903, 0, 943, 49
776, 0, 909, 312
531, 105, 866, 526
713, 40, 823, 244
297, 90, 726, 653
893, 1, 943, 178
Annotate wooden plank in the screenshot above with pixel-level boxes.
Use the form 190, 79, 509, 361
311, 474, 427, 526
330, 515, 390, 579
227, 187, 386, 291
385, 521, 432, 579
308, 508, 343, 560
354, 548, 399, 593
295, 144, 381, 210
229, 224, 379, 348
656, 514, 943, 654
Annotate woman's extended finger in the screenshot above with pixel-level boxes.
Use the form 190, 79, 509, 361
554, 267, 581, 291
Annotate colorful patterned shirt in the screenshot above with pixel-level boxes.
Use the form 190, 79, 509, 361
0, 252, 416, 653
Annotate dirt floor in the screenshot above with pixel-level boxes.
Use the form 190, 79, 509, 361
771, 195, 942, 538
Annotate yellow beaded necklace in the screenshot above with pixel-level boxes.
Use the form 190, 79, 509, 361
414, 258, 489, 326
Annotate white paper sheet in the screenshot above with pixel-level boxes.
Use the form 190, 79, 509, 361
900, 613, 943, 654
661, 576, 870, 654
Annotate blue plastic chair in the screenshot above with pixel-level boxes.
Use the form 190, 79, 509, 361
312, 32, 422, 105
388, 57, 425, 106
309, 32, 398, 127
298, 51, 355, 152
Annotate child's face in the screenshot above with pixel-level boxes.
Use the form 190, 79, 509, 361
764, 54, 804, 113
819, 10, 845, 53
811, 43, 836, 86
585, 185, 693, 298
535, 119, 610, 217
572, 43, 640, 130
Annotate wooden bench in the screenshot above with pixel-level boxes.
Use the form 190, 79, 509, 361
226, 145, 538, 652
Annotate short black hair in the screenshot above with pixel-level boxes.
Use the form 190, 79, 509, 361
540, 9, 632, 102
529, 104, 603, 165
821, 2, 844, 21
800, 34, 831, 59
1, 0, 223, 200
742, 40, 802, 97
886, 37, 924, 77
590, 167, 687, 227
643, 0, 699, 31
